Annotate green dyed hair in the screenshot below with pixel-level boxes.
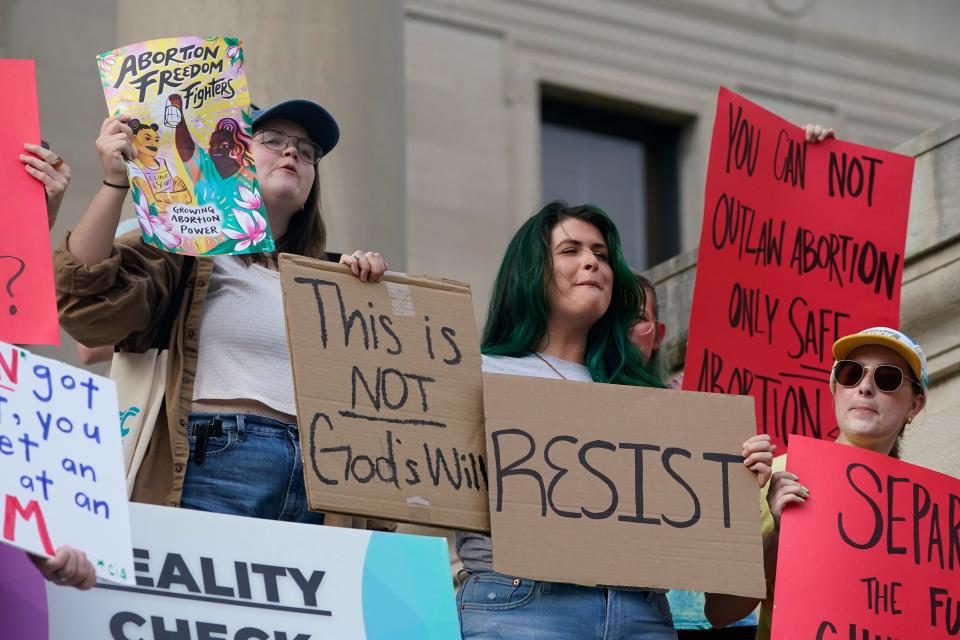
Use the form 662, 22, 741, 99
482, 201, 665, 388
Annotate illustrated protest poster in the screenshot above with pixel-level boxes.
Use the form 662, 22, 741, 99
772, 436, 960, 639
0, 59, 59, 345
280, 254, 488, 531
0, 342, 133, 584
0, 502, 460, 640
97, 37, 273, 256
484, 373, 766, 597
683, 87, 914, 452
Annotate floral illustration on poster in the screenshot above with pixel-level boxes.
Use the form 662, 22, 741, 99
97, 36, 273, 256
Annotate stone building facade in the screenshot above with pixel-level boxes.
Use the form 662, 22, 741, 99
3, 0, 957, 477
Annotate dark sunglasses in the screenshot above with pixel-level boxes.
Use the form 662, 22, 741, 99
833, 360, 921, 393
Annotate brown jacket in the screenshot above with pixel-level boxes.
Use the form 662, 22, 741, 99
54, 231, 388, 530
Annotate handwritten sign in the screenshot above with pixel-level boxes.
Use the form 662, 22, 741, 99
97, 37, 273, 256
279, 255, 488, 531
772, 436, 960, 639
683, 87, 914, 452
484, 373, 765, 597
0, 342, 133, 584
0, 59, 59, 345
1, 503, 460, 640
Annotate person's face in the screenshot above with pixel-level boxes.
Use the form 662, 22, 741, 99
545, 218, 613, 332
252, 118, 315, 214
628, 285, 666, 360
133, 128, 159, 158
208, 131, 234, 161
833, 344, 925, 454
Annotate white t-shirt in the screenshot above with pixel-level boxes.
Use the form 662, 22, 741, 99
192, 256, 296, 416
456, 353, 592, 573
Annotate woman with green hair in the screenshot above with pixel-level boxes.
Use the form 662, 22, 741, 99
456, 201, 773, 639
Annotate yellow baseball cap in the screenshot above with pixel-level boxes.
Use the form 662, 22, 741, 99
832, 327, 927, 391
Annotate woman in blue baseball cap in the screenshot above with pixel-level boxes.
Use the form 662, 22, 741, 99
53, 97, 390, 557
706, 326, 928, 639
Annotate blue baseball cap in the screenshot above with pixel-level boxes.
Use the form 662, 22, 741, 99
251, 99, 340, 158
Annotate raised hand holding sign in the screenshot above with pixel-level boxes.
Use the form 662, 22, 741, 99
684, 87, 914, 452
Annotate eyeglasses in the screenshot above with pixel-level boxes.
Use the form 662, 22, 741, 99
254, 129, 322, 165
632, 319, 656, 336
833, 360, 921, 393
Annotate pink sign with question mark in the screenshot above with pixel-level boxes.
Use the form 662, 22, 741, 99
0, 59, 59, 345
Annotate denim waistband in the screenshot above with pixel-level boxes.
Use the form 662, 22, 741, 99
464, 573, 664, 597
188, 412, 297, 438
537, 582, 663, 597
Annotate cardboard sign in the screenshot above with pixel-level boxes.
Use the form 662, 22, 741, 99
0, 59, 59, 345
280, 254, 488, 531
772, 437, 960, 639
0, 502, 460, 640
0, 342, 133, 584
97, 37, 273, 256
483, 373, 765, 597
683, 87, 914, 452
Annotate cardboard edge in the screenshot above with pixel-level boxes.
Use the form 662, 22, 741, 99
279, 253, 472, 294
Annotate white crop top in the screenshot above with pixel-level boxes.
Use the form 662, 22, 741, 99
192, 256, 297, 416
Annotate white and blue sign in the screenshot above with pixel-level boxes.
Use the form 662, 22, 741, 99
19, 503, 460, 639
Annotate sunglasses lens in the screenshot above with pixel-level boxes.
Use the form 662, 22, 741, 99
835, 361, 864, 387
835, 360, 911, 392
873, 366, 904, 392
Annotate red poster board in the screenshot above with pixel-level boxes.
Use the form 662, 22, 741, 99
772, 436, 960, 639
0, 59, 59, 345
683, 87, 913, 451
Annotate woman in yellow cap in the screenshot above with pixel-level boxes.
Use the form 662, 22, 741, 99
705, 326, 928, 638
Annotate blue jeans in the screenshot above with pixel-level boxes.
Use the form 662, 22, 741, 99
458, 571, 677, 639
180, 413, 324, 524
